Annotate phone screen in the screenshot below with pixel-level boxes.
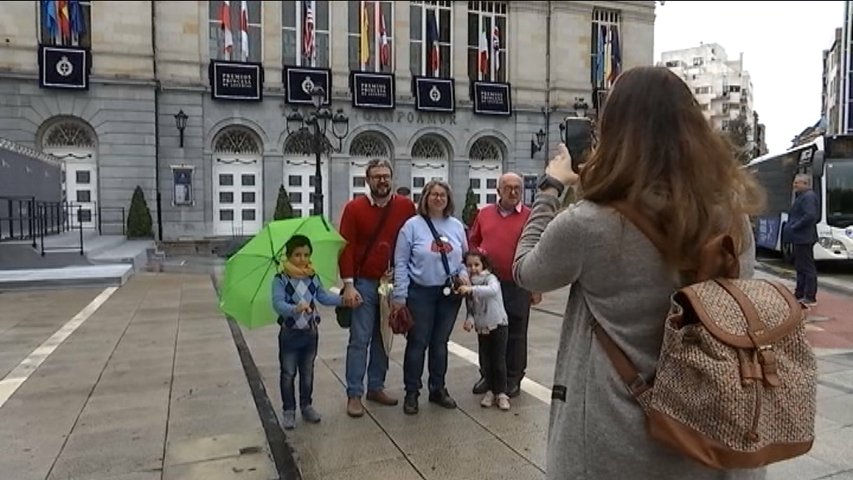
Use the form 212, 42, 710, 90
562, 118, 593, 173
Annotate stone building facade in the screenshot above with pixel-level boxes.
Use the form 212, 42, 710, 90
0, 1, 655, 241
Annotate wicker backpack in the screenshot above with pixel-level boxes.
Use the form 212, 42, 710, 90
594, 202, 817, 470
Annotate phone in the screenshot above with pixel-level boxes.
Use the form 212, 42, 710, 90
560, 117, 594, 173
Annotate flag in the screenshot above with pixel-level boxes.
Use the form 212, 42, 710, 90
478, 30, 489, 78
240, 0, 249, 61
377, 2, 390, 67
69, 0, 85, 39
596, 25, 606, 88
220, 1, 233, 59
359, 1, 369, 67
43, 0, 58, 43
608, 25, 621, 84
492, 25, 500, 75
303, 0, 315, 62
603, 27, 612, 86
57, 0, 70, 44
426, 10, 440, 76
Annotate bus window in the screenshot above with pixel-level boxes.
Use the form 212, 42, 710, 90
826, 160, 853, 228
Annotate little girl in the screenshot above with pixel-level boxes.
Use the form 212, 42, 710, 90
458, 250, 510, 411
272, 234, 342, 430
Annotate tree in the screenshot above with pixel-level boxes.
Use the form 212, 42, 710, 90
126, 186, 153, 238
723, 111, 753, 164
462, 185, 479, 227
273, 185, 295, 220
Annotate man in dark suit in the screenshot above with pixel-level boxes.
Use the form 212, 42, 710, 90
784, 173, 820, 307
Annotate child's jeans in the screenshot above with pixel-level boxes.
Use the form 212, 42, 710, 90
477, 325, 508, 395
279, 326, 318, 412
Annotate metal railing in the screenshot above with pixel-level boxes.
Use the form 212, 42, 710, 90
0, 196, 86, 255
97, 205, 126, 236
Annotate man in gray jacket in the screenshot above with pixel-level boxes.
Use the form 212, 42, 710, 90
783, 173, 820, 307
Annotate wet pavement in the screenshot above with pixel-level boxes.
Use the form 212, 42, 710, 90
0, 268, 851, 479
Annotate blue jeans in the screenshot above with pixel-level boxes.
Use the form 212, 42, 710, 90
345, 278, 389, 397
403, 284, 462, 394
279, 327, 318, 412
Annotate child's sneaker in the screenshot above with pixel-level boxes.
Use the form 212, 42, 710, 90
496, 393, 510, 411
282, 410, 296, 430
302, 405, 322, 424
480, 391, 495, 408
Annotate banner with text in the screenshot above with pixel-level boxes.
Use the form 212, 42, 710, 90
413, 77, 455, 113
209, 61, 263, 101
473, 82, 512, 116
39, 45, 90, 90
351, 72, 395, 109
285, 67, 331, 106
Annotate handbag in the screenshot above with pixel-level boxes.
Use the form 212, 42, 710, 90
389, 305, 414, 334
335, 198, 395, 328
422, 215, 461, 297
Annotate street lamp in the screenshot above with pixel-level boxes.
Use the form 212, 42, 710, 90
284, 86, 350, 216
174, 109, 188, 148
530, 128, 546, 159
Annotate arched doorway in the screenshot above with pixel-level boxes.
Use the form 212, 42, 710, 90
348, 132, 392, 200
283, 131, 330, 217
40, 119, 98, 229
212, 127, 263, 236
468, 137, 504, 208
410, 135, 450, 203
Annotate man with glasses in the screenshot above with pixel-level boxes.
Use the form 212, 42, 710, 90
338, 159, 416, 417
468, 172, 540, 398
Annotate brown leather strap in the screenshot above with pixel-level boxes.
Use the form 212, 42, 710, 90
610, 200, 669, 257
592, 321, 650, 397
714, 278, 768, 345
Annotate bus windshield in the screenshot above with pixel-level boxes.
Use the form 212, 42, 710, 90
826, 159, 853, 228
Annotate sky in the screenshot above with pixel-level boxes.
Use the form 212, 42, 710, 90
653, 1, 845, 155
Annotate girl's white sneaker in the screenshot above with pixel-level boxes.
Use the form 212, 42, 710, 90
497, 393, 510, 411
480, 391, 495, 408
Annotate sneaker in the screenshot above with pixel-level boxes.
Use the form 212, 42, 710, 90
480, 391, 495, 408
403, 391, 419, 415
302, 405, 321, 424
472, 377, 490, 395
428, 388, 457, 409
497, 393, 510, 411
282, 410, 296, 430
803, 300, 818, 308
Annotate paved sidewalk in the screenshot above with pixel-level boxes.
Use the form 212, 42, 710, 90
0, 273, 276, 480
1, 269, 851, 480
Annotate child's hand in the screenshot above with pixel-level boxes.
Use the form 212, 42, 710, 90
295, 301, 311, 313
463, 318, 474, 332
457, 285, 473, 296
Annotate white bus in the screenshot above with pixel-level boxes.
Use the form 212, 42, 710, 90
746, 134, 853, 263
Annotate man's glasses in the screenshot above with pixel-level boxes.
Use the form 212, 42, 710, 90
369, 174, 391, 182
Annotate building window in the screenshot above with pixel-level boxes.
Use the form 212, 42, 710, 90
590, 9, 621, 94
412, 136, 448, 159
692, 57, 704, 66
348, 1, 394, 72
283, 1, 330, 68
39, 0, 91, 48
467, 1, 506, 83
410, 1, 453, 78
214, 128, 261, 154
349, 132, 390, 158
43, 122, 95, 149
209, 1, 263, 63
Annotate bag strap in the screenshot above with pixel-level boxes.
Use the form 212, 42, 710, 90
422, 215, 452, 279
356, 197, 395, 277
591, 200, 667, 399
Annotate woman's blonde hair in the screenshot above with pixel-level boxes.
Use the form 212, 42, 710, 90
579, 66, 765, 274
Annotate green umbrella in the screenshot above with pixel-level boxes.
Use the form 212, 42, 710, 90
218, 215, 346, 329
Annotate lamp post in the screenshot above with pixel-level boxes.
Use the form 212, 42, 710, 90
174, 109, 188, 148
530, 128, 546, 159
285, 86, 350, 216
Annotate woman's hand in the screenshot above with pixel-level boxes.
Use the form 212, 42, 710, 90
295, 301, 311, 313
391, 301, 406, 314
546, 143, 580, 186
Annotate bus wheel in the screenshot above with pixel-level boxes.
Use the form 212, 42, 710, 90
782, 242, 794, 265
